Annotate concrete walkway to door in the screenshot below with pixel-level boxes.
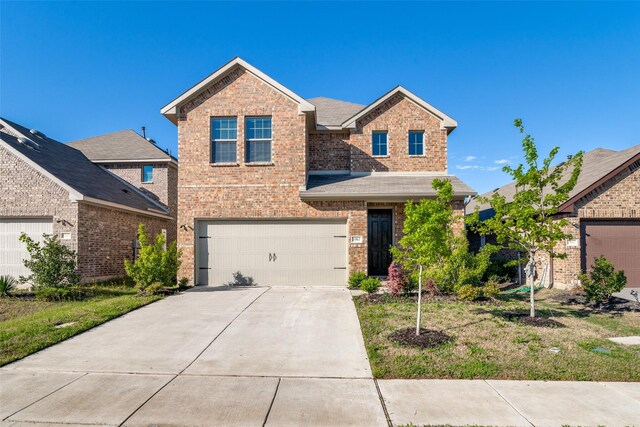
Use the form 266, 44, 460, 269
1, 286, 639, 426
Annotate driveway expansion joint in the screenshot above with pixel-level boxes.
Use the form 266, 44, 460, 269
261, 377, 281, 427
374, 378, 393, 427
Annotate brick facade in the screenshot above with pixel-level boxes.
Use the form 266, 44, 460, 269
550, 164, 640, 289
175, 69, 461, 284
103, 162, 178, 243
1, 146, 173, 283
350, 94, 448, 172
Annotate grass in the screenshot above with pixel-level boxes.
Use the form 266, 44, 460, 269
354, 289, 640, 381
0, 282, 162, 366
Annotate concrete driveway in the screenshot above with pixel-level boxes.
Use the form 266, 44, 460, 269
2, 286, 639, 426
1, 286, 386, 426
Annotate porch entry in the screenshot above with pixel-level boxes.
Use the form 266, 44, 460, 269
368, 209, 393, 276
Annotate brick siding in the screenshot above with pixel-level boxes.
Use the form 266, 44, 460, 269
176, 70, 455, 284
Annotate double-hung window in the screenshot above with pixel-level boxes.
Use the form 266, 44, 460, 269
408, 131, 424, 156
245, 117, 272, 163
372, 131, 388, 156
142, 165, 153, 182
211, 118, 237, 163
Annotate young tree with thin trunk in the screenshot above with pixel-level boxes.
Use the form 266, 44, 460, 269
468, 119, 583, 317
391, 179, 456, 335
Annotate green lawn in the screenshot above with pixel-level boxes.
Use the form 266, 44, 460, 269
354, 289, 640, 381
0, 283, 162, 366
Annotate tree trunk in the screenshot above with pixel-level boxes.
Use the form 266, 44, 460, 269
527, 258, 536, 318
416, 264, 423, 336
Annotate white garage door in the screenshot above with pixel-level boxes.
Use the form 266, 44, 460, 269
0, 218, 53, 279
197, 220, 348, 287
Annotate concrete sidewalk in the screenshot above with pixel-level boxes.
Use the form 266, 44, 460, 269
1, 286, 639, 426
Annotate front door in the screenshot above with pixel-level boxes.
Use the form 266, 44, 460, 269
368, 209, 393, 276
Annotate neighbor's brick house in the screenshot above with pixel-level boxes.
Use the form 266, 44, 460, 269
161, 57, 475, 286
0, 118, 174, 282
468, 145, 640, 297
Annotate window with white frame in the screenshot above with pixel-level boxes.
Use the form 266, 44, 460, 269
211, 118, 237, 163
372, 131, 388, 156
245, 117, 272, 163
408, 131, 424, 156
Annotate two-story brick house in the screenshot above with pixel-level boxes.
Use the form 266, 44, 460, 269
68, 130, 178, 243
162, 57, 475, 286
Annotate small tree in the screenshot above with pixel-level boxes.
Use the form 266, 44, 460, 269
391, 179, 457, 335
19, 233, 80, 288
468, 119, 583, 317
580, 256, 627, 303
124, 224, 181, 291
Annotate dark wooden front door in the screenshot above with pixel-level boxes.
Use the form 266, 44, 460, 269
368, 209, 393, 276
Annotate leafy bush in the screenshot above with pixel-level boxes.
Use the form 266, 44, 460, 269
35, 286, 86, 301
484, 255, 519, 282
348, 271, 368, 289
386, 263, 407, 296
433, 238, 495, 293
143, 282, 165, 296
579, 256, 627, 303
456, 284, 482, 301
19, 233, 80, 289
0, 275, 17, 297
482, 280, 501, 299
178, 277, 190, 289
124, 224, 181, 291
360, 277, 381, 293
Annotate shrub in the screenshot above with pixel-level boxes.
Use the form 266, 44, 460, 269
386, 263, 407, 296
348, 271, 368, 289
178, 277, 190, 289
0, 275, 17, 297
143, 282, 165, 296
579, 256, 627, 303
360, 277, 381, 293
124, 224, 181, 291
456, 284, 482, 301
19, 233, 80, 289
482, 281, 501, 299
432, 238, 495, 293
35, 286, 86, 301
484, 255, 519, 282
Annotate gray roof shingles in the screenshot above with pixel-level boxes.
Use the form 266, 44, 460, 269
307, 97, 365, 128
0, 118, 168, 214
67, 129, 176, 162
301, 174, 476, 200
466, 145, 640, 214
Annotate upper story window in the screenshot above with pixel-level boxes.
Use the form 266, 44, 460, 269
408, 131, 424, 156
245, 117, 272, 163
211, 118, 238, 163
372, 131, 388, 157
142, 165, 153, 183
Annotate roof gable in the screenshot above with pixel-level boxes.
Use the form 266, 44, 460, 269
68, 130, 176, 163
0, 118, 169, 217
161, 57, 315, 124
467, 144, 640, 214
341, 86, 457, 133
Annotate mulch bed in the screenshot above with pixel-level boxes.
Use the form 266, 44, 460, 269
389, 327, 452, 348
552, 292, 640, 313
515, 316, 565, 328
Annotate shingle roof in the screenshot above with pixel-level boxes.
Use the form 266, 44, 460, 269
307, 97, 365, 129
300, 173, 476, 201
67, 130, 176, 162
466, 145, 640, 216
0, 118, 168, 215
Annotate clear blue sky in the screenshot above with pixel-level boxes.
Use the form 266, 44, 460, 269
1, 1, 638, 194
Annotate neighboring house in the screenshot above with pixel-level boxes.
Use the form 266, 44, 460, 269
68, 130, 178, 243
161, 57, 475, 287
467, 145, 640, 297
0, 118, 173, 282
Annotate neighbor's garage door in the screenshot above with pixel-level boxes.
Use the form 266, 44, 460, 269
0, 218, 53, 279
582, 220, 640, 288
197, 220, 347, 287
